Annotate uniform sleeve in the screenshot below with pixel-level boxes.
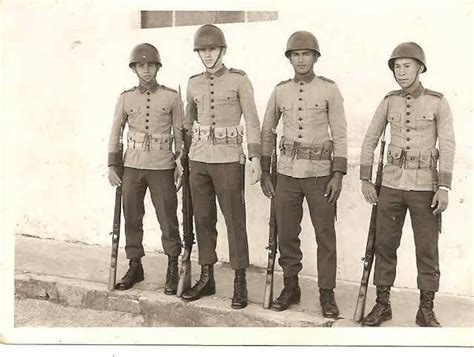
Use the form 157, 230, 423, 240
261, 88, 281, 171
184, 81, 197, 147
107, 93, 126, 167
171, 92, 184, 155
238, 75, 262, 159
327, 84, 348, 174
436, 96, 456, 188
359, 98, 388, 180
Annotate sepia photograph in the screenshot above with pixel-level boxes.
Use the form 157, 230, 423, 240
1, 0, 472, 347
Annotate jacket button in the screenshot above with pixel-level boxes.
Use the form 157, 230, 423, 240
298, 135, 302, 138
406, 146, 410, 150
407, 104, 411, 108
406, 120, 410, 124
211, 106, 215, 109
406, 112, 411, 115
211, 115, 215, 118
298, 118, 303, 121
212, 122, 216, 125
406, 137, 411, 141
299, 89, 303, 93
145, 126, 149, 129
146, 92, 150, 95
211, 99, 214, 102
147, 99, 150, 102
406, 129, 410, 132
298, 107, 302, 111
299, 126, 303, 130
211, 91, 214, 94
300, 82, 304, 85
145, 119, 149, 123
146, 106, 150, 109
146, 113, 150, 116
299, 98, 302, 101
210, 83, 214, 86
210, 77, 214, 80
407, 96, 411, 100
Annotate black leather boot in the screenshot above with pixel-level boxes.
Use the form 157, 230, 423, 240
361, 285, 392, 326
164, 255, 179, 295
319, 288, 340, 318
270, 276, 301, 312
231, 269, 248, 309
181, 264, 215, 301
416, 290, 441, 327
115, 257, 144, 290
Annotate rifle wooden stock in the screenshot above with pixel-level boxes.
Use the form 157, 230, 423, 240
354, 134, 386, 322
177, 86, 195, 297
263, 133, 278, 309
108, 127, 124, 291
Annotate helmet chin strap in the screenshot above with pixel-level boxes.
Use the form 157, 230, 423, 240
200, 47, 223, 69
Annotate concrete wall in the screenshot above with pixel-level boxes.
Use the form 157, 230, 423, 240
4, 0, 472, 295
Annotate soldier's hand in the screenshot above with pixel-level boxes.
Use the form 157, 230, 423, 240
249, 157, 262, 185
431, 189, 449, 214
108, 166, 121, 187
361, 180, 378, 205
260, 171, 275, 198
324, 172, 343, 204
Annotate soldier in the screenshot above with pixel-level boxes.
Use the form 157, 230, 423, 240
359, 42, 455, 327
260, 31, 348, 317
108, 43, 183, 293
180, 24, 262, 309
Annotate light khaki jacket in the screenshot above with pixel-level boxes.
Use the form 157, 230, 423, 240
261, 72, 348, 178
360, 84, 455, 191
108, 81, 183, 170
184, 65, 261, 163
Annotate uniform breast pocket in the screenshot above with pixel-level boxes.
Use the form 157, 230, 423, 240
387, 113, 402, 132
153, 103, 171, 115
218, 90, 239, 110
306, 100, 328, 122
416, 112, 436, 131
125, 106, 140, 123
193, 95, 204, 112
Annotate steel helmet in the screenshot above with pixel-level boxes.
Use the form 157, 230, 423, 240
129, 43, 162, 68
193, 24, 227, 51
285, 31, 321, 58
388, 42, 426, 72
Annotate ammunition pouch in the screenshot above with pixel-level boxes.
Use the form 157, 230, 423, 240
192, 122, 244, 145
387, 144, 438, 169
127, 131, 173, 152
279, 136, 333, 161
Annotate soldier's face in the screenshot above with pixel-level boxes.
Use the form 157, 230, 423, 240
133, 62, 159, 82
393, 58, 421, 88
198, 47, 225, 68
290, 50, 317, 75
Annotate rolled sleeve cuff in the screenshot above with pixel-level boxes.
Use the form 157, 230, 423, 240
332, 156, 347, 174
248, 143, 262, 159
261, 156, 271, 171
108, 152, 122, 167
360, 164, 373, 181
438, 171, 452, 188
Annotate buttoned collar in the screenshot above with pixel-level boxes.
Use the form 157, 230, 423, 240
138, 79, 159, 94
205, 65, 228, 79
401, 82, 424, 99
293, 71, 316, 84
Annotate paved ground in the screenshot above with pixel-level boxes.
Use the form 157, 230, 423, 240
13, 234, 474, 328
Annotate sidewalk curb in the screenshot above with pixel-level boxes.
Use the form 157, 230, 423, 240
15, 272, 335, 327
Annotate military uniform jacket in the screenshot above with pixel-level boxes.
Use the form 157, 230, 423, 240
360, 83, 455, 191
108, 81, 183, 170
261, 72, 348, 178
184, 65, 261, 163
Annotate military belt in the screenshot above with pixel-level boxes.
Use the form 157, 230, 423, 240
279, 136, 333, 161
127, 131, 173, 151
387, 145, 438, 169
192, 122, 244, 145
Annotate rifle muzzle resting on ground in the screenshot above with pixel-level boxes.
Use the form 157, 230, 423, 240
177, 86, 195, 297
108, 123, 125, 291
263, 130, 278, 309
354, 130, 386, 322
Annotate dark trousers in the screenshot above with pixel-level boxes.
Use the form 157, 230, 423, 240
275, 174, 337, 289
122, 167, 181, 259
374, 186, 440, 291
189, 160, 249, 270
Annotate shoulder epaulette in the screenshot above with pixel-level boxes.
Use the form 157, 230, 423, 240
189, 72, 204, 79
161, 85, 177, 93
276, 79, 292, 87
384, 90, 402, 99
121, 86, 136, 95
229, 68, 246, 76
318, 76, 335, 84
424, 89, 444, 98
